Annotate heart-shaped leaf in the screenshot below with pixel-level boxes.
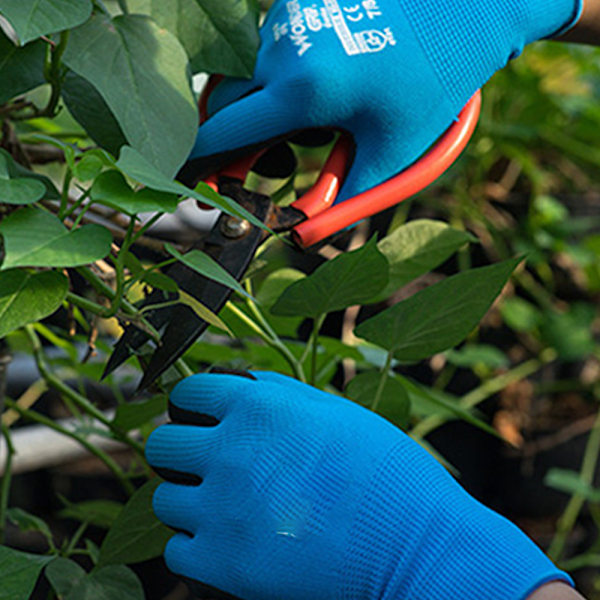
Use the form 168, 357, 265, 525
97, 480, 172, 567
271, 237, 388, 318
345, 370, 411, 429
355, 259, 520, 361
91, 171, 179, 215
0, 207, 112, 269
0, 154, 45, 204
0, 149, 58, 200
0, 269, 68, 337
0, 33, 46, 104
127, 0, 260, 77
0, 546, 54, 600
0, 0, 93, 45
376, 219, 476, 299
63, 13, 197, 178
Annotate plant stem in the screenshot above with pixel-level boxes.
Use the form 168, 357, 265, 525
104, 219, 136, 318
66, 292, 108, 316
4, 399, 134, 496
309, 315, 326, 386
0, 424, 14, 544
75, 267, 137, 316
372, 351, 393, 413
59, 171, 72, 220
548, 407, 600, 562
24, 326, 145, 457
117, 0, 129, 14
226, 302, 306, 382
63, 521, 88, 557
411, 351, 554, 439
174, 358, 194, 379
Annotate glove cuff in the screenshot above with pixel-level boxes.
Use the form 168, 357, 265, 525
385, 499, 573, 600
526, 0, 584, 40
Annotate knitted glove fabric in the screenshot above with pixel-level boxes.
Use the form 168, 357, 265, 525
187, 0, 582, 203
146, 371, 572, 600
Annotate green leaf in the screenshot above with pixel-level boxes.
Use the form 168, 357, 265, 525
97, 480, 172, 567
165, 243, 249, 298
59, 500, 123, 530
445, 345, 510, 369
112, 395, 167, 432
355, 259, 520, 361
61, 70, 127, 156
178, 289, 232, 334
0, 154, 45, 204
271, 237, 389, 318
255, 267, 305, 336
0, 269, 68, 337
128, 0, 260, 76
0, 207, 112, 269
545, 468, 600, 502
0, 545, 54, 600
345, 371, 410, 429
47, 560, 144, 600
500, 296, 543, 332
73, 154, 104, 183
0, 0, 92, 45
7, 508, 53, 545
0, 33, 45, 103
0, 178, 45, 205
91, 171, 179, 216
45, 558, 86, 599
116, 146, 269, 231
540, 303, 596, 361
376, 219, 475, 299
142, 271, 178, 293
63, 13, 197, 178
0, 149, 59, 199
398, 374, 499, 436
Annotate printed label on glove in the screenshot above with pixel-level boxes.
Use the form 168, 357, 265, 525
272, 0, 396, 58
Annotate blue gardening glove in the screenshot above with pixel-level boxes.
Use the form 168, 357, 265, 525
146, 371, 572, 600
187, 0, 582, 203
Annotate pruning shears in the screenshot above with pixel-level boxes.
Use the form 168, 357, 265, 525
104, 79, 481, 389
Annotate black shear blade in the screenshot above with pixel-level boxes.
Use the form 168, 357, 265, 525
104, 187, 272, 389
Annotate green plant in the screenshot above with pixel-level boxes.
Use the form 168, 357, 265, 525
2, 2, 600, 598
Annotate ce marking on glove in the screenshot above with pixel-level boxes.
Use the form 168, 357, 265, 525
273, 0, 396, 57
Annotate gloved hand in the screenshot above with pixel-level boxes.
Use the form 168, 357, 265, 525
186, 0, 582, 203
146, 371, 572, 600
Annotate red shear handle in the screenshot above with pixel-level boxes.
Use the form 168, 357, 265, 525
291, 91, 482, 248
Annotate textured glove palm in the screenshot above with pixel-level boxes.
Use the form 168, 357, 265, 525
188, 0, 582, 203
146, 372, 571, 600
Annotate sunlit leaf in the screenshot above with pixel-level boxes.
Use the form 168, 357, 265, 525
178, 290, 231, 334
0, 269, 68, 337
376, 219, 476, 299
91, 170, 179, 216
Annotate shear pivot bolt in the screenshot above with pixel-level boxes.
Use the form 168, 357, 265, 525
221, 216, 251, 239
